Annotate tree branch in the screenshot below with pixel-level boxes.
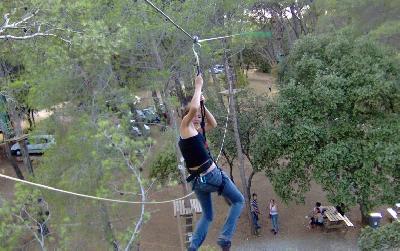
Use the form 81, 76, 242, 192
0, 33, 71, 44
0, 9, 72, 45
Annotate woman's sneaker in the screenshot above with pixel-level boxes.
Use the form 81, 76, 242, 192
217, 239, 231, 251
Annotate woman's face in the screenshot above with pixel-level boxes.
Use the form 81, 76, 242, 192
192, 111, 201, 126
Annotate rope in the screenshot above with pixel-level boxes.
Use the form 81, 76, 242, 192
142, 0, 193, 41
0, 173, 194, 204
215, 96, 231, 163
192, 43, 201, 75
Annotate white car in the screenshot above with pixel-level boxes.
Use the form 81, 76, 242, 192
209, 64, 224, 74
11, 135, 55, 156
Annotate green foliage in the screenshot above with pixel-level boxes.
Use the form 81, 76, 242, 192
316, 0, 400, 50
254, 31, 400, 212
358, 222, 400, 251
149, 134, 179, 184
242, 47, 271, 73
0, 185, 48, 249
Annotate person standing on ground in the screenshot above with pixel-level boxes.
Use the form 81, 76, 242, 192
179, 74, 244, 251
269, 199, 279, 235
251, 193, 261, 234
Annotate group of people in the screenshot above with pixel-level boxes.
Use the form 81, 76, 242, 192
250, 193, 279, 236
308, 202, 325, 228
307, 202, 347, 228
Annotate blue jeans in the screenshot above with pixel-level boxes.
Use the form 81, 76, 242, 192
271, 214, 279, 232
189, 168, 244, 250
252, 212, 261, 229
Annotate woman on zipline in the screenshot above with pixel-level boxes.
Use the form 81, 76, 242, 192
179, 74, 244, 251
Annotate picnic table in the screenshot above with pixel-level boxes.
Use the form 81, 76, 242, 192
387, 204, 400, 223
321, 206, 354, 231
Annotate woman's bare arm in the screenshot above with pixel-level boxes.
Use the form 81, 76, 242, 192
181, 75, 203, 128
203, 105, 217, 131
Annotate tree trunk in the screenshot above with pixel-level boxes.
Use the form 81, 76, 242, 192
289, 4, 301, 38
222, 150, 235, 182
246, 170, 256, 201
4, 141, 24, 179
7, 101, 34, 175
359, 202, 369, 225
210, 73, 226, 109
31, 109, 36, 127
26, 109, 33, 129
151, 90, 162, 118
99, 202, 119, 251
0, 102, 25, 179
223, 43, 254, 235
173, 77, 186, 107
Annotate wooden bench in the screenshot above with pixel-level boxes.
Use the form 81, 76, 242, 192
321, 206, 354, 231
387, 208, 399, 222
342, 215, 354, 227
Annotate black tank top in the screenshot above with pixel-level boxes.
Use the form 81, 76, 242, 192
178, 133, 212, 174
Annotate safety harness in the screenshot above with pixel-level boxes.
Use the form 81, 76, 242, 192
190, 101, 226, 196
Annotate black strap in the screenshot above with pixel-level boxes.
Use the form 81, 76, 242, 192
199, 101, 215, 162
200, 100, 206, 141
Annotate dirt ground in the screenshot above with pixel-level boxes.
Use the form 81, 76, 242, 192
0, 70, 394, 251
138, 70, 360, 251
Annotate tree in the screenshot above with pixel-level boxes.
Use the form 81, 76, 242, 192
358, 222, 400, 251
0, 187, 52, 251
314, 0, 400, 52
249, 0, 317, 66
253, 30, 400, 224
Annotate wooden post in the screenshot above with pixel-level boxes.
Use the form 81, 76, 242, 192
176, 213, 184, 251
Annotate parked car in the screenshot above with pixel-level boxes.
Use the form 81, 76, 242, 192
129, 120, 150, 137
209, 64, 224, 74
130, 125, 142, 137
135, 110, 146, 121
142, 107, 161, 123
11, 135, 55, 156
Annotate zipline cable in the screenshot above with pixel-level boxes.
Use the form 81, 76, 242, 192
142, 0, 193, 41
198, 33, 244, 43
0, 173, 194, 204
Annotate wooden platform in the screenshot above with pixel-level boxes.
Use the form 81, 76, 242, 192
173, 199, 202, 217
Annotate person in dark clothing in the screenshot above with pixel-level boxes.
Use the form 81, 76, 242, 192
179, 74, 244, 251
251, 193, 261, 234
336, 203, 346, 216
